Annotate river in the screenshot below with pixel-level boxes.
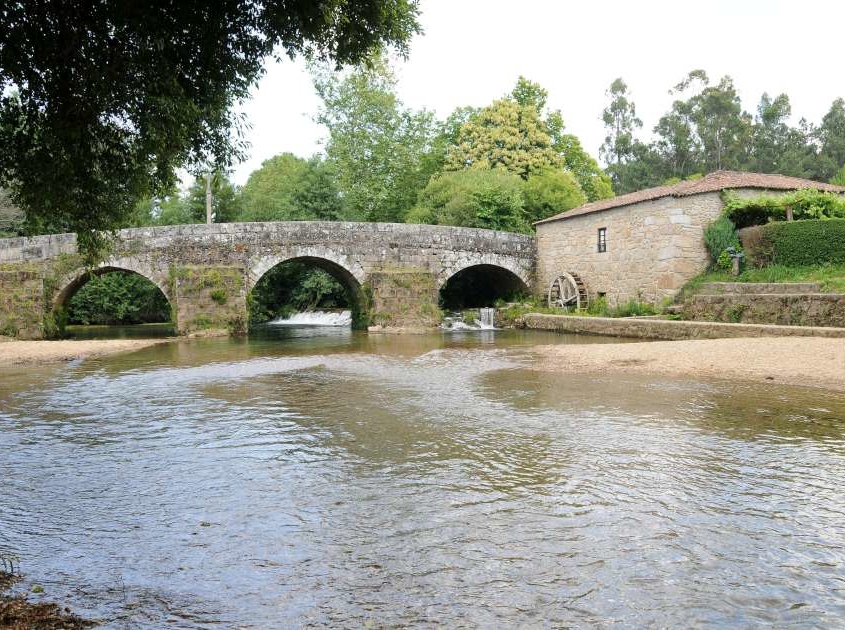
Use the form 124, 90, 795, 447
1, 327, 844, 627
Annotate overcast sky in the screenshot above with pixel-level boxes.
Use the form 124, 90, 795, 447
231, 0, 845, 184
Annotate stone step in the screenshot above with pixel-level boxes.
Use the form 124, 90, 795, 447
699, 282, 822, 295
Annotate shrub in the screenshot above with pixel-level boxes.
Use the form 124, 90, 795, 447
741, 218, 845, 267
703, 215, 740, 263
209, 288, 227, 305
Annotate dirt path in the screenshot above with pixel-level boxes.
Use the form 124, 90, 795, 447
0, 338, 173, 366
536, 337, 845, 391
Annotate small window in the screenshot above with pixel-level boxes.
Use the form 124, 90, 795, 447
597, 227, 607, 253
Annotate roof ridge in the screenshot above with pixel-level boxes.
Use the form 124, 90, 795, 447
535, 171, 845, 225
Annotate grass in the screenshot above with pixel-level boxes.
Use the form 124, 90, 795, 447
690, 263, 845, 293
496, 296, 656, 322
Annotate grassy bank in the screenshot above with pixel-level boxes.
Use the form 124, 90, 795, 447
682, 263, 845, 295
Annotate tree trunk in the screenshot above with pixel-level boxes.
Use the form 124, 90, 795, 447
205, 170, 212, 224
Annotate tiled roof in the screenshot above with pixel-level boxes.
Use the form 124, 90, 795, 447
535, 170, 845, 225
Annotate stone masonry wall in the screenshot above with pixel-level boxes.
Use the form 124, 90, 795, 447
536, 191, 724, 307
684, 293, 845, 327
0, 270, 44, 339
367, 269, 440, 328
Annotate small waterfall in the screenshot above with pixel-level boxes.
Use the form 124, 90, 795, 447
269, 310, 352, 327
441, 308, 498, 331
478, 308, 496, 329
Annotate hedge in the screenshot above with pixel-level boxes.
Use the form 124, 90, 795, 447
740, 219, 845, 267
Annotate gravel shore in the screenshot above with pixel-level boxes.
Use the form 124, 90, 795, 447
0, 338, 172, 366
536, 337, 845, 392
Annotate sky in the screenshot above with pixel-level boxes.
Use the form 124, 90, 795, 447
230, 0, 845, 184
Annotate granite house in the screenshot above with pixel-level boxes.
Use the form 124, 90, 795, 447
535, 171, 845, 306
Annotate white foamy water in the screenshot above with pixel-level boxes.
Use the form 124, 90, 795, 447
441, 308, 497, 331
268, 310, 352, 326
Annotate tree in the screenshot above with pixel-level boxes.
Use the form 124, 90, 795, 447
520, 169, 586, 224
184, 171, 242, 223
816, 98, 845, 182
690, 74, 752, 171
442, 77, 610, 202
407, 168, 528, 232
0, 1, 420, 257
0, 188, 23, 237
445, 97, 561, 178
313, 57, 440, 222
238, 153, 341, 221
67, 272, 170, 325
600, 78, 642, 193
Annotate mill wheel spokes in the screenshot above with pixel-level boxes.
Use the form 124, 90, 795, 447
548, 272, 588, 310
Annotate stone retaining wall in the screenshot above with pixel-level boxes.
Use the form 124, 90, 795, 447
684, 293, 845, 327
699, 282, 822, 294
523, 313, 845, 340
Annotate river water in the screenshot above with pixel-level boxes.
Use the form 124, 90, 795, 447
1, 327, 845, 627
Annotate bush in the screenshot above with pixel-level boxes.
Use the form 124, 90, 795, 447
520, 169, 586, 223
703, 216, 740, 263
740, 219, 845, 267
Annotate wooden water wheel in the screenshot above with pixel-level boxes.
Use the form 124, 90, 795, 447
548, 272, 588, 310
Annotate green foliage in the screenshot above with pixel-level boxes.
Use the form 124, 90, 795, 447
312, 56, 440, 222
209, 289, 228, 305
742, 219, 845, 267
610, 299, 657, 318
67, 272, 170, 325
521, 169, 587, 223
600, 78, 643, 193
0, 188, 23, 237
408, 169, 529, 232
440, 77, 609, 203
692, 263, 845, 293
703, 215, 740, 262
723, 189, 845, 228
132, 171, 241, 226
717, 249, 734, 270
238, 153, 341, 221
831, 165, 845, 186
444, 97, 561, 178
0, 1, 420, 258
816, 98, 845, 181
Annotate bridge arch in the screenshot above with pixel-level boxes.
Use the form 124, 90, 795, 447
53, 261, 173, 312
439, 263, 530, 310
248, 253, 367, 328
247, 249, 365, 294
437, 254, 531, 290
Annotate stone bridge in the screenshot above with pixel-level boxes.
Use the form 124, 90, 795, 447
0, 221, 536, 338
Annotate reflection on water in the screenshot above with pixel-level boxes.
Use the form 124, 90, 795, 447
1, 328, 844, 627
65, 323, 175, 339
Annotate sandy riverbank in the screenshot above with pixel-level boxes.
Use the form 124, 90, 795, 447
0, 338, 173, 366
537, 337, 845, 392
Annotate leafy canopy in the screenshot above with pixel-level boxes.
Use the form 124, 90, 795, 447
0, 0, 420, 257
408, 168, 529, 233
312, 56, 440, 222
238, 153, 341, 221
